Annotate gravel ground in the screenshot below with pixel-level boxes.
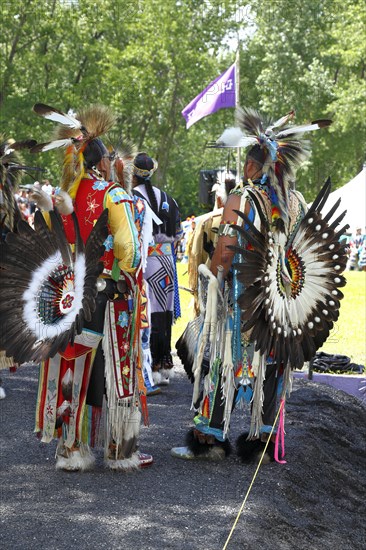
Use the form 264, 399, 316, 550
1, 359, 365, 550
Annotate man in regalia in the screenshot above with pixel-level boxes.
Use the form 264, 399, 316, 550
173, 107, 347, 464
26, 105, 153, 471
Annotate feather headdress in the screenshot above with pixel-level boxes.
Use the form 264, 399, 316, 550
1, 138, 38, 232
1, 138, 38, 187
30, 103, 116, 195
216, 107, 332, 228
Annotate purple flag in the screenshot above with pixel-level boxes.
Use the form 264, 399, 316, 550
182, 63, 236, 129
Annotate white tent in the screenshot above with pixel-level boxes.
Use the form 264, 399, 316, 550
325, 167, 366, 235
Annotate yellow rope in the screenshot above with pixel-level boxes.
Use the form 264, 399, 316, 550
222, 399, 284, 550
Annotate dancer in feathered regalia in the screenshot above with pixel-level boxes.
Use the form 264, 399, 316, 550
0, 103, 153, 471
0, 137, 38, 395
173, 107, 349, 463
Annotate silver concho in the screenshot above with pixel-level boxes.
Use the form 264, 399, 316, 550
96, 278, 107, 292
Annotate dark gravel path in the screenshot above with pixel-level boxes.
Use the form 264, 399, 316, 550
1, 359, 365, 550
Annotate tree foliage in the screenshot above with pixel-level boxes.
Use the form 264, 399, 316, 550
0, 0, 365, 215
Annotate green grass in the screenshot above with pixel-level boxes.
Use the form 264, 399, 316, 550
172, 262, 194, 346
320, 271, 366, 365
173, 264, 366, 366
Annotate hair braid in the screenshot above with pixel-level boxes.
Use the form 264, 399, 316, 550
134, 174, 160, 233
136, 176, 158, 214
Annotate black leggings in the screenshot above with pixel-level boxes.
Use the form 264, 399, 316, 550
150, 311, 173, 368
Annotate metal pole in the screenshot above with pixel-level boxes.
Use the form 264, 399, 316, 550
235, 43, 241, 183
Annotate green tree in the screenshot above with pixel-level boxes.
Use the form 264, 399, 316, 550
1, 0, 364, 214
238, 0, 366, 200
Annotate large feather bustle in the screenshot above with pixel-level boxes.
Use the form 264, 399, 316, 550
0, 208, 108, 364
230, 178, 348, 371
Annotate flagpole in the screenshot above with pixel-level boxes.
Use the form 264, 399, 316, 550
235, 43, 241, 182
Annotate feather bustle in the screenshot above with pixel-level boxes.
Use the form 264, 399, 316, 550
233, 176, 348, 372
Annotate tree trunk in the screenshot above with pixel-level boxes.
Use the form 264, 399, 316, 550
155, 73, 180, 185
0, 0, 31, 107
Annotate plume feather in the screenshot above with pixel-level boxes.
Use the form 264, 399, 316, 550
266, 110, 295, 132
276, 120, 332, 138
216, 127, 257, 148
30, 139, 74, 153
33, 103, 82, 130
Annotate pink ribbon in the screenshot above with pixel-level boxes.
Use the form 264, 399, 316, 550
274, 398, 287, 464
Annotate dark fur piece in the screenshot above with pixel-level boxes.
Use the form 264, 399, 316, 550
236, 432, 262, 462
185, 428, 232, 457
262, 439, 275, 462
176, 331, 194, 383
236, 432, 274, 463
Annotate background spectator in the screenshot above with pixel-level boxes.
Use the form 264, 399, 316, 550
41, 179, 53, 195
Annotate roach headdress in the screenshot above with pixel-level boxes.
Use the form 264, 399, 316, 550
31, 103, 116, 197
216, 106, 332, 227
